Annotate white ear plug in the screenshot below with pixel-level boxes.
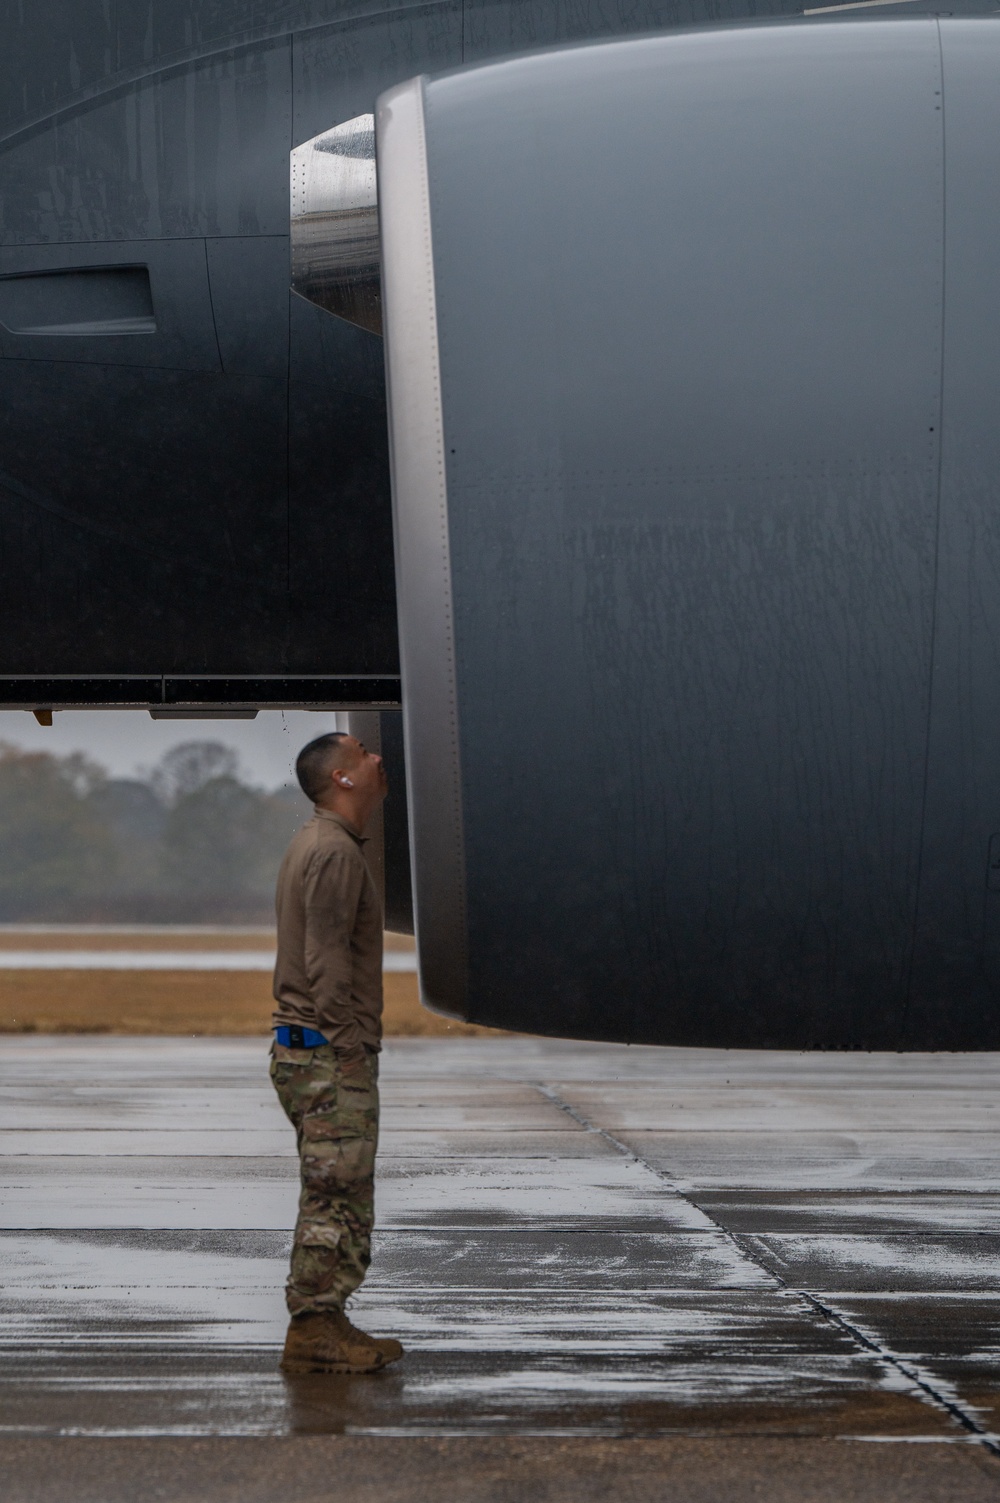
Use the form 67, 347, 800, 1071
342, 777, 353, 787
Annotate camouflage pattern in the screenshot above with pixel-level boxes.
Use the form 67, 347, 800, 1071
270, 1041, 379, 1316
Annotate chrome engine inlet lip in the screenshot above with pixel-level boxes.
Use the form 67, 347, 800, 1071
290, 113, 381, 336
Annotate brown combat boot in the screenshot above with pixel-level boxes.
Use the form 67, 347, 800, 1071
341, 1309, 404, 1365
370, 1334, 405, 1363
280, 1310, 390, 1374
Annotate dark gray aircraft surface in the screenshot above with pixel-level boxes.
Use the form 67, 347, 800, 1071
2, 1, 1000, 1050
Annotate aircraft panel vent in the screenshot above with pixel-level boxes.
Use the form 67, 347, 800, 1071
0, 265, 155, 337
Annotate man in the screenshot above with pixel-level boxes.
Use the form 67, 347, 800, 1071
270, 730, 403, 1374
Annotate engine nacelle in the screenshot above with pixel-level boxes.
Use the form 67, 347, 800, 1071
375, 19, 1000, 1048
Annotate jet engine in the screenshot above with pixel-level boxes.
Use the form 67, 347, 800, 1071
349, 18, 999, 1048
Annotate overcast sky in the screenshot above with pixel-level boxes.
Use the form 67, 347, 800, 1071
0, 709, 346, 789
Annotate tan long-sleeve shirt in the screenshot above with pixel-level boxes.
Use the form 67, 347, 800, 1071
271, 807, 383, 1052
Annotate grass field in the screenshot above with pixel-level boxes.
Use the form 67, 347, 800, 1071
0, 930, 505, 1037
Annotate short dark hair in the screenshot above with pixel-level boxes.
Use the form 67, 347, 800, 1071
296, 732, 349, 802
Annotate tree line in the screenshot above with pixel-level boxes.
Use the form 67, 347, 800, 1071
0, 740, 308, 922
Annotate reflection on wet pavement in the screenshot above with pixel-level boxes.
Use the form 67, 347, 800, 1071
1, 1036, 1000, 1463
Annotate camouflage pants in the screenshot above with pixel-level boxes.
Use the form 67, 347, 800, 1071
269, 1041, 379, 1316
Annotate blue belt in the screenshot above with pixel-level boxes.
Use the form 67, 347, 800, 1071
274, 1025, 328, 1048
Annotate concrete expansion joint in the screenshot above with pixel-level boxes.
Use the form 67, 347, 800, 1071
793, 1289, 1000, 1461
532, 1081, 1000, 1462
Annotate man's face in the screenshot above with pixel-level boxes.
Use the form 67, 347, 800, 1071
336, 736, 388, 800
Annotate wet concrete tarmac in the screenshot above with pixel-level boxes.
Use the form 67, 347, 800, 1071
2, 1036, 1000, 1499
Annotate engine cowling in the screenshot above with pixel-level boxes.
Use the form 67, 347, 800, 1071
373, 18, 1000, 1049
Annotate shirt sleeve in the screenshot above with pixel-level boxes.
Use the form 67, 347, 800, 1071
302, 845, 366, 1049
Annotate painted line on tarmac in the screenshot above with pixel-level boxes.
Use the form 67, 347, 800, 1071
0, 951, 417, 972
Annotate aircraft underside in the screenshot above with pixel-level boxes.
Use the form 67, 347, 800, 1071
2, 0, 999, 1048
